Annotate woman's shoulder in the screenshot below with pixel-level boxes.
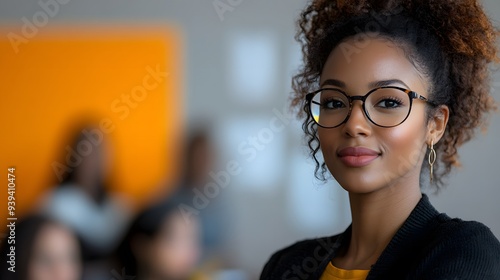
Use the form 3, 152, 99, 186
416, 216, 500, 278
409, 195, 500, 257
431, 215, 500, 249
260, 233, 342, 280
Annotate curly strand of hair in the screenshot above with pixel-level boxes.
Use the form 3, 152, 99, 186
301, 101, 326, 181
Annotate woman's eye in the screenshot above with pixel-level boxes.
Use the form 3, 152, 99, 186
376, 99, 402, 108
322, 99, 346, 109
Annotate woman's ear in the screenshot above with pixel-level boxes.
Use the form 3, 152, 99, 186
427, 105, 449, 144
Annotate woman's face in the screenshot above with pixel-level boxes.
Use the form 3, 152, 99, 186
144, 213, 201, 279
28, 223, 81, 280
318, 36, 431, 194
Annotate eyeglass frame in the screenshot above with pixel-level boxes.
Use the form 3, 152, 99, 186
305, 86, 437, 129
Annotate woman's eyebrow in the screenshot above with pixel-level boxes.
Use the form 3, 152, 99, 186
369, 79, 410, 89
320, 78, 410, 89
320, 79, 345, 88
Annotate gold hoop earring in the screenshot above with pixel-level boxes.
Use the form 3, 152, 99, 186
428, 140, 436, 182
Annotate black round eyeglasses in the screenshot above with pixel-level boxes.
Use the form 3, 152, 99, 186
305, 86, 436, 128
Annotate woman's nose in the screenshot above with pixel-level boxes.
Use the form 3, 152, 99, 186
342, 101, 372, 137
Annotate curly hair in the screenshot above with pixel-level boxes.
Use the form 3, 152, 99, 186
292, 0, 499, 189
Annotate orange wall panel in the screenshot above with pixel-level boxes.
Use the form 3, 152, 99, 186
0, 26, 184, 222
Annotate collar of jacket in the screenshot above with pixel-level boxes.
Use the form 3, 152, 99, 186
311, 193, 443, 279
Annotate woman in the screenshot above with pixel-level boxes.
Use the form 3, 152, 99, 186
116, 195, 201, 280
261, 0, 500, 279
0, 215, 82, 280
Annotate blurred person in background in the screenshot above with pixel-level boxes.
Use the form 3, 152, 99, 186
115, 194, 201, 280
0, 215, 82, 280
177, 127, 232, 265
39, 123, 132, 277
142, 125, 239, 279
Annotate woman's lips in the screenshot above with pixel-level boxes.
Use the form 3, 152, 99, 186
337, 147, 381, 167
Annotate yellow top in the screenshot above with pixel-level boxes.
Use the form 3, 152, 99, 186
320, 262, 370, 280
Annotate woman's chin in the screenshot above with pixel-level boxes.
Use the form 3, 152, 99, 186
333, 174, 386, 194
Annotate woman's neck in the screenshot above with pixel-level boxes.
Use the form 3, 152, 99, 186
336, 182, 422, 270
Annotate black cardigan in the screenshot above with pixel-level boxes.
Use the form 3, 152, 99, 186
260, 194, 500, 279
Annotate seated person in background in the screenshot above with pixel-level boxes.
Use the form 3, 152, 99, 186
115, 195, 201, 280
0, 215, 82, 280
41, 125, 131, 260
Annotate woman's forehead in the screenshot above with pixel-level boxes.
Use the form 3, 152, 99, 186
320, 36, 428, 93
